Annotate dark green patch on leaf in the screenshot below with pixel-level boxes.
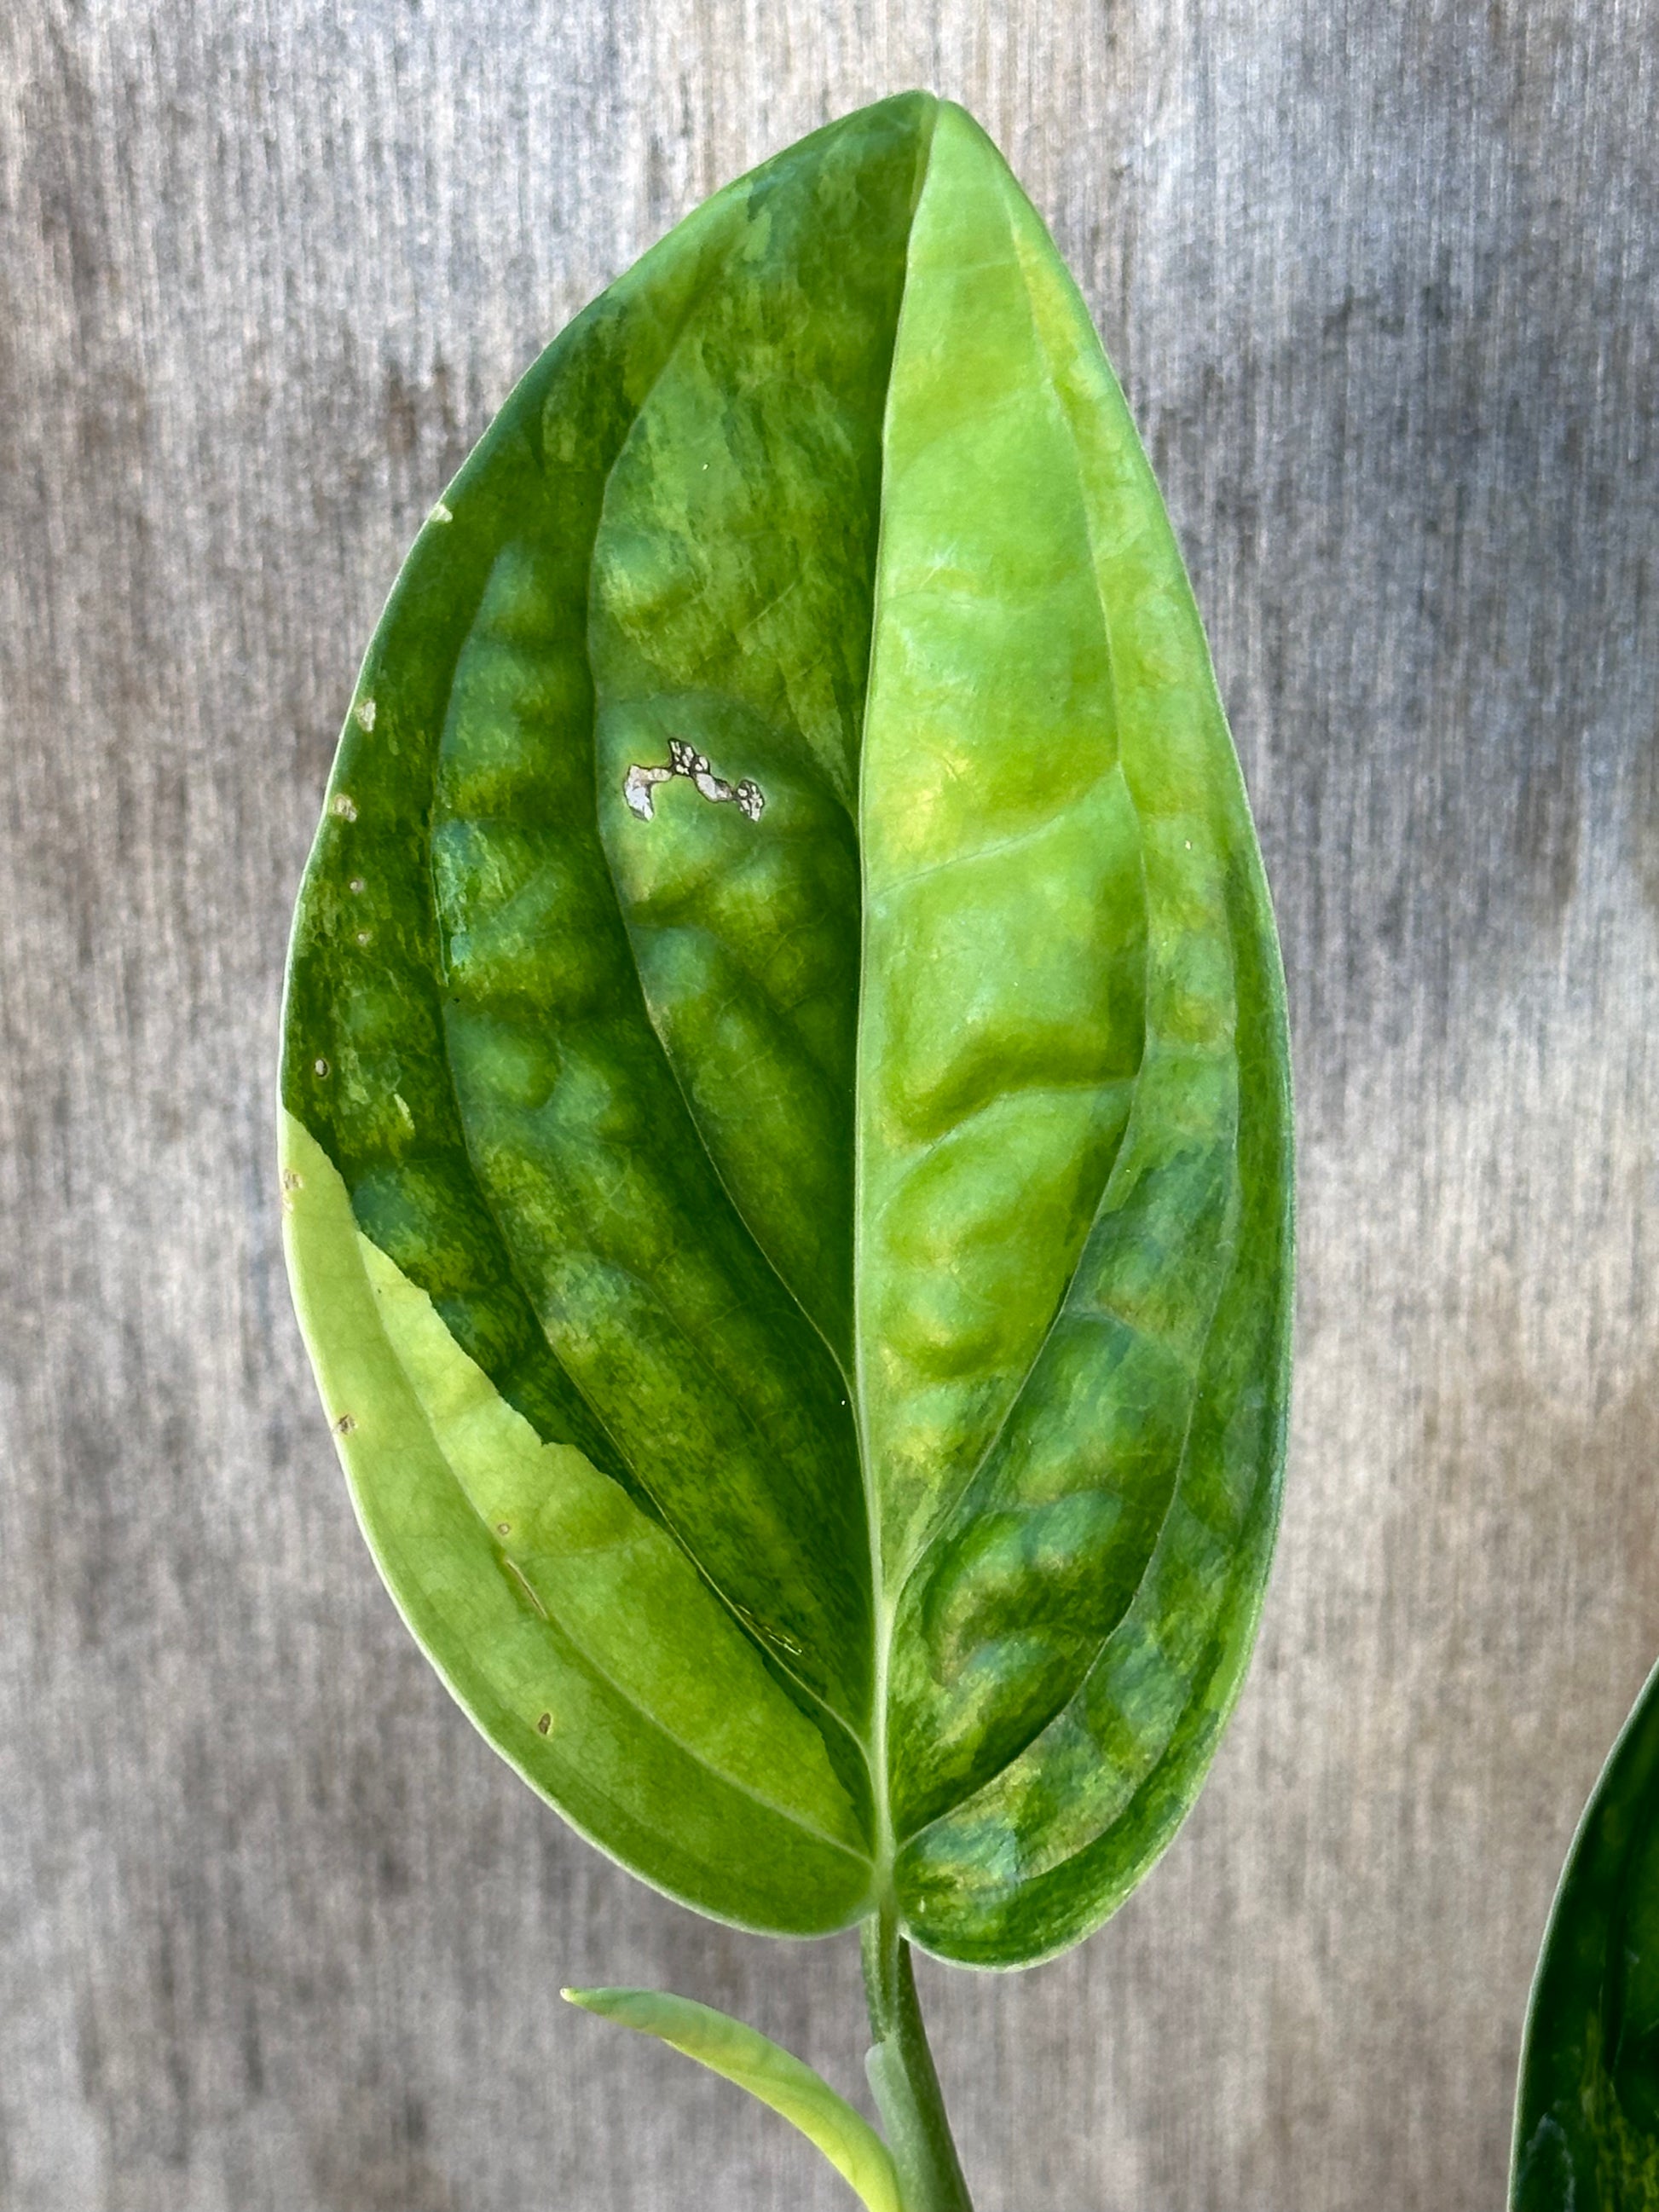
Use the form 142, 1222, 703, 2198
1514, 1660, 1659, 2210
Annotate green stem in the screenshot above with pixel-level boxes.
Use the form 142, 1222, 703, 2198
860, 1906, 974, 2212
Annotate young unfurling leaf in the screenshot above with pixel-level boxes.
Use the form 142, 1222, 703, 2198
563, 1986, 904, 2212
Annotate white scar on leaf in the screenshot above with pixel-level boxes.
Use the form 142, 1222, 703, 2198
624, 739, 765, 823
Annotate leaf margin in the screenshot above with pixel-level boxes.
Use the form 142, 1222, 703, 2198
1512, 1651, 1659, 2209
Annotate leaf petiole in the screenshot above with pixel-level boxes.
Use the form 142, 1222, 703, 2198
861, 1907, 974, 2212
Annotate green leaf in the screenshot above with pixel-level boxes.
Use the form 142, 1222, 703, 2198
1513, 1659, 1659, 2209
563, 1986, 904, 2212
281, 90, 1292, 1967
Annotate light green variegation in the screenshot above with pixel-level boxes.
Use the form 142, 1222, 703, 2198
281, 90, 1292, 2203
1513, 1660, 1659, 2210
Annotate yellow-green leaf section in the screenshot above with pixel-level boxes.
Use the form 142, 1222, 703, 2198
281, 1111, 872, 1930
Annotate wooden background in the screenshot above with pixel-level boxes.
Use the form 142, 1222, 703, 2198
3, 2, 1656, 2206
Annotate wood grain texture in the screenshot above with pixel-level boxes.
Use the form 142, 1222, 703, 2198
1, 2, 1654, 2205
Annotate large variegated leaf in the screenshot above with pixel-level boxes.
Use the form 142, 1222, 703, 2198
1513, 1660, 1659, 2209
280, 90, 1292, 1967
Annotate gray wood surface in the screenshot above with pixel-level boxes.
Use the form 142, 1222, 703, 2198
3, 2, 1656, 2205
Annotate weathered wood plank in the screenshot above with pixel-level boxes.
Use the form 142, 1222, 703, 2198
1, 2, 1655, 2204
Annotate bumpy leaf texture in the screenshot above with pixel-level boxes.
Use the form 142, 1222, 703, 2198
280, 91, 1293, 1968
1514, 1660, 1659, 2209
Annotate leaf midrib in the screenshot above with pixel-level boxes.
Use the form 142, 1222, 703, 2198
853, 94, 942, 1901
